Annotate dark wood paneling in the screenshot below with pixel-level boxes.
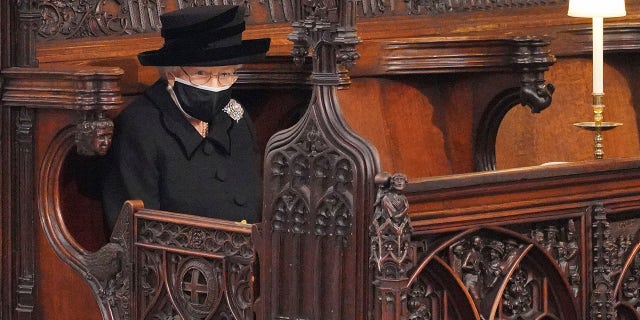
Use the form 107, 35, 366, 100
2, 0, 640, 319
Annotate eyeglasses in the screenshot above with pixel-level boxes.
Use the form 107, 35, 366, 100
180, 67, 239, 86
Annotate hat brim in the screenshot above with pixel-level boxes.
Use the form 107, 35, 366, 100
138, 38, 270, 66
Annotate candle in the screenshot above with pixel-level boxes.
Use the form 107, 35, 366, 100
592, 17, 604, 95
568, 0, 626, 94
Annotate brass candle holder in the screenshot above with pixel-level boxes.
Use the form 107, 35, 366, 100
573, 94, 622, 159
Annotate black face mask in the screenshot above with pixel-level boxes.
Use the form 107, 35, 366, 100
173, 81, 231, 122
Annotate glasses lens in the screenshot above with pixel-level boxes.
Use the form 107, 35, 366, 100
182, 68, 238, 86
181, 67, 212, 86
218, 73, 238, 86
189, 74, 212, 86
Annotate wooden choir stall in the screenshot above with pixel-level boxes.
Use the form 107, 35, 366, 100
2, 0, 640, 319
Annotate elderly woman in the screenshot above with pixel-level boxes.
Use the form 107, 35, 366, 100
102, 5, 270, 230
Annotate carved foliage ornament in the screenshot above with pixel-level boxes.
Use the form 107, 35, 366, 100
501, 268, 534, 317
137, 219, 254, 259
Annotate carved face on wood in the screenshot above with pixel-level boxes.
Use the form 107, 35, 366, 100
92, 126, 113, 156
75, 114, 114, 156
390, 173, 407, 191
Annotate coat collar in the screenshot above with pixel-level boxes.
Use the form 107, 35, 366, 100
145, 80, 234, 159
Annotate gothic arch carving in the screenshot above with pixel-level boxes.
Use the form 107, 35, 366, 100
614, 243, 640, 318
408, 227, 579, 320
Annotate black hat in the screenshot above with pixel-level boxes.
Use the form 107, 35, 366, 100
138, 5, 270, 66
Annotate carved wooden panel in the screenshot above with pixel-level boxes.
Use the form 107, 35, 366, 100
591, 204, 640, 320
405, 223, 582, 320
133, 212, 256, 319
392, 159, 640, 320
260, 0, 380, 318
362, 0, 567, 17
33, 0, 575, 42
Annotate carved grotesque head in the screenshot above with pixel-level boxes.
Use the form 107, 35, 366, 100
76, 114, 114, 156
92, 121, 114, 156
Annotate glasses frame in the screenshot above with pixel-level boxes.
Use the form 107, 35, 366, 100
180, 66, 239, 86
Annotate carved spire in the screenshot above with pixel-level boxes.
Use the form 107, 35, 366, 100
370, 172, 414, 320
590, 202, 617, 320
370, 172, 413, 279
260, 1, 379, 319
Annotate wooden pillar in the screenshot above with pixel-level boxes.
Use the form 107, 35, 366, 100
260, 0, 381, 319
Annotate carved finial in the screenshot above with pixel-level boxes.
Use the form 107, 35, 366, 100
287, 0, 360, 73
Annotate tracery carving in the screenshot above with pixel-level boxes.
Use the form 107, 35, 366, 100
316, 192, 351, 240
269, 123, 355, 244
226, 261, 254, 319
138, 249, 163, 316
272, 190, 309, 234
134, 218, 256, 318
261, 0, 376, 316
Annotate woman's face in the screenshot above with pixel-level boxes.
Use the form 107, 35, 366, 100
175, 65, 241, 88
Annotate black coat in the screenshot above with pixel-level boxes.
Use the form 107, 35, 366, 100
102, 80, 261, 230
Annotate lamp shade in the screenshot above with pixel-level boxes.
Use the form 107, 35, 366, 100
568, 0, 626, 18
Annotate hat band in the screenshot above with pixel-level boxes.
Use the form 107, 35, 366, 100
179, 21, 245, 43
163, 32, 243, 53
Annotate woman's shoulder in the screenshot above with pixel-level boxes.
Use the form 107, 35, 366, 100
114, 95, 164, 139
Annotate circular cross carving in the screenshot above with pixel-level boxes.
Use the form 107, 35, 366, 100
177, 259, 219, 316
